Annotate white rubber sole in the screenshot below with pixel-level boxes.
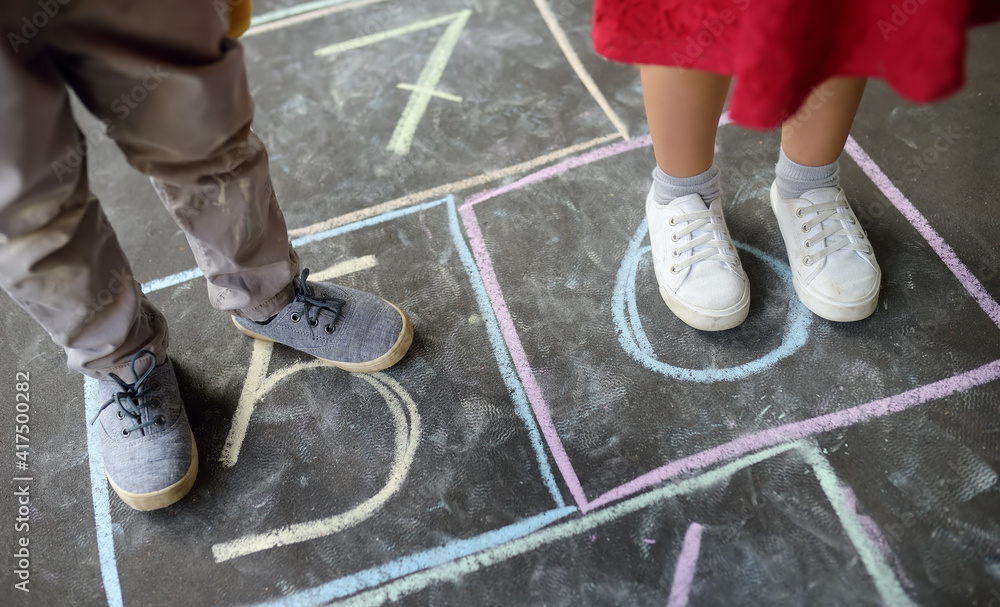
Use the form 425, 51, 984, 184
657, 281, 750, 331
791, 275, 879, 322
108, 434, 198, 511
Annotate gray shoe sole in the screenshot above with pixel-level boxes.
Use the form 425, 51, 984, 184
107, 433, 198, 511
232, 303, 414, 373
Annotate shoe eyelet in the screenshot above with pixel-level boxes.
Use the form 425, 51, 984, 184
121, 428, 130, 437
800, 224, 810, 233
155, 415, 165, 426
670, 234, 679, 242
117, 411, 124, 420
149, 398, 161, 409
804, 240, 812, 249
325, 325, 335, 334
149, 380, 160, 390
290, 312, 301, 322
795, 208, 804, 218
308, 318, 318, 327
668, 217, 677, 226
671, 250, 680, 258
670, 265, 680, 274
803, 256, 813, 266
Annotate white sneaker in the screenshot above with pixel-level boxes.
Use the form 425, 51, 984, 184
646, 185, 750, 331
769, 182, 881, 322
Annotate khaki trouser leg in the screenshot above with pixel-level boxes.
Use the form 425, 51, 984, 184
1, 0, 299, 377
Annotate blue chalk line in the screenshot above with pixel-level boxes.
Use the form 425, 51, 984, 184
612, 218, 812, 382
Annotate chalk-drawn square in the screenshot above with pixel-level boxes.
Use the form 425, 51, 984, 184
460, 136, 1000, 511
242, 0, 619, 231
94, 199, 563, 604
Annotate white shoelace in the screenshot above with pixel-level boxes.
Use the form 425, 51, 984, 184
668, 208, 740, 274
796, 200, 872, 267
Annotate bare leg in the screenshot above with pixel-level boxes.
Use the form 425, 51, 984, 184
640, 66, 731, 177
772, 76, 880, 323
641, 66, 748, 331
781, 77, 867, 165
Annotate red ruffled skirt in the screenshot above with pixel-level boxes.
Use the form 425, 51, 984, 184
592, 0, 1000, 129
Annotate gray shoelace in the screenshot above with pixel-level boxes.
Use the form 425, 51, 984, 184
90, 350, 164, 437
291, 269, 346, 334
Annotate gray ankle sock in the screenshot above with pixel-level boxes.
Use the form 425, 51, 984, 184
652, 165, 721, 205
775, 147, 840, 199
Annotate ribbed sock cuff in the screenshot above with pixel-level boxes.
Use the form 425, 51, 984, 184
775, 147, 840, 199
651, 164, 721, 205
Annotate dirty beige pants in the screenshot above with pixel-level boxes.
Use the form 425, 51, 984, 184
0, 0, 299, 378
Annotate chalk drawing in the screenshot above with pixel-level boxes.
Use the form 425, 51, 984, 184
221, 256, 381, 467
213, 370, 421, 562
315, 10, 471, 155
530, 0, 629, 141
396, 83, 463, 103
257, 442, 800, 606
290, 133, 620, 238
83, 376, 124, 607
457, 127, 1000, 518
308, 255, 379, 284
445, 195, 565, 506
666, 522, 703, 607
844, 137, 1000, 330
613, 223, 813, 382
246, 0, 390, 37
801, 442, 916, 607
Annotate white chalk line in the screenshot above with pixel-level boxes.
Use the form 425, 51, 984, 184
397, 83, 463, 103
213, 372, 421, 562
530, 0, 629, 141
329, 441, 802, 606
288, 133, 621, 238
386, 10, 470, 154
310, 255, 379, 282
245, 0, 390, 37
314, 11, 467, 56
220, 257, 380, 467
800, 442, 915, 607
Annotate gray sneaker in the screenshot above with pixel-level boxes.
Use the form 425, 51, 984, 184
232, 269, 413, 372
92, 350, 198, 511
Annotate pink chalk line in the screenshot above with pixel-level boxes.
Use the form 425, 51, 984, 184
459, 128, 1000, 514
844, 136, 1000, 330
587, 358, 1000, 510
667, 523, 704, 607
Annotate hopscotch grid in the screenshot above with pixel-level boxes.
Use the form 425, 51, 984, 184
801, 441, 916, 606
86, 195, 566, 604
82, 0, 995, 603
530, 0, 629, 140
457, 126, 1000, 514
265, 440, 803, 606
268, 438, 915, 606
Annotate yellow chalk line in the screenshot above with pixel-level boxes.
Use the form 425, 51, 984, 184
530, 0, 629, 141
287, 132, 621, 238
